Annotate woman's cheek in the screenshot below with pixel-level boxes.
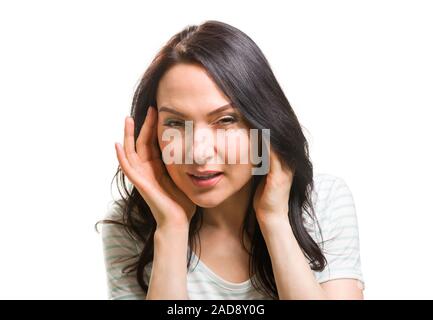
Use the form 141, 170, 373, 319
216, 130, 247, 165
221, 133, 253, 185
235, 134, 253, 166
158, 129, 186, 165
241, 135, 252, 165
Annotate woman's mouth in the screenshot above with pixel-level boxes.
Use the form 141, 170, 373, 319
187, 172, 223, 187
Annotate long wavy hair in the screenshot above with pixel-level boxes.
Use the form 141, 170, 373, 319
96, 20, 326, 300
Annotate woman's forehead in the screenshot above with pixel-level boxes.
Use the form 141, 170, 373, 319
156, 64, 232, 116
157, 103, 235, 119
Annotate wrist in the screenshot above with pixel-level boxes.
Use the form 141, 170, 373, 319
155, 223, 190, 237
258, 217, 298, 253
257, 213, 291, 233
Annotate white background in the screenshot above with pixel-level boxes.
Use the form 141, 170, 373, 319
0, 0, 432, 299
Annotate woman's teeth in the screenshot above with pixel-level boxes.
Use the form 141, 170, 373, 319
193, 173, 221, 180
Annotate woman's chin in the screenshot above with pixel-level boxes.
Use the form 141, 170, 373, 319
190, 195, 224, 208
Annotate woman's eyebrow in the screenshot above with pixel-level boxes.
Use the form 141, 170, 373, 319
158, 103, 233, 117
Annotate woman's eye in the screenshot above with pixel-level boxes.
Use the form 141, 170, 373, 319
163, 120, 185, 127
217, 116, 238, 125
163, 115, 239, 127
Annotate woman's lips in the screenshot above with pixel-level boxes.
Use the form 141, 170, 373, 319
188, 172, 223, 187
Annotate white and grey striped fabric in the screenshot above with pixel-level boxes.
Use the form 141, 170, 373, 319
100, 173, 364, 300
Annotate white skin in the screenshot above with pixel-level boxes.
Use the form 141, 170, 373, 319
155, 62, 255, 237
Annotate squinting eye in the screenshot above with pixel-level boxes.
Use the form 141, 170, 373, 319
217, 116, 238, 125
163, 120, 185, 127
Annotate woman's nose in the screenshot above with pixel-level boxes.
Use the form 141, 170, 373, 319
191, 127, 215, 165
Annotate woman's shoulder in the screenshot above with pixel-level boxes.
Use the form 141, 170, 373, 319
305, 172, 358, 232
100, 199, 140, 244
311, 172, 354, 208
309, 173, 364, 287
103, 199, 127, 221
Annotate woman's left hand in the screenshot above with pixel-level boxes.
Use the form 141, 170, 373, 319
253, 147, 295, 226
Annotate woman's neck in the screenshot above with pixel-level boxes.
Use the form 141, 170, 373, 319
201, 178, 253, 237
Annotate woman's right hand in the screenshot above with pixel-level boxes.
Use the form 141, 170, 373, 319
114, 106, 196, 229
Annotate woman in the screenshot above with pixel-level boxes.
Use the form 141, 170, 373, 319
98, 20, 365, 300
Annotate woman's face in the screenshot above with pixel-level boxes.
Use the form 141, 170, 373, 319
155, 63, 254, 208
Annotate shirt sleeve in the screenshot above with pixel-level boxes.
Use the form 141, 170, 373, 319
313, 176, 365, 290
100, 201, 148, 300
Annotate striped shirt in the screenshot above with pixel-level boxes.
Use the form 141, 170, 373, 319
100, 173, 364, 300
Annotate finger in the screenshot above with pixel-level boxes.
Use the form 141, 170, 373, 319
147, 107, 161, 159
115, 142, 151, 195
150, 121, 161, 159
123, 116, 141, 165
269, 147, 294, 180
269, 147, 282, 176
136, 107, 160, 160
260, 135, 271, 175
114, 142, 135, 183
